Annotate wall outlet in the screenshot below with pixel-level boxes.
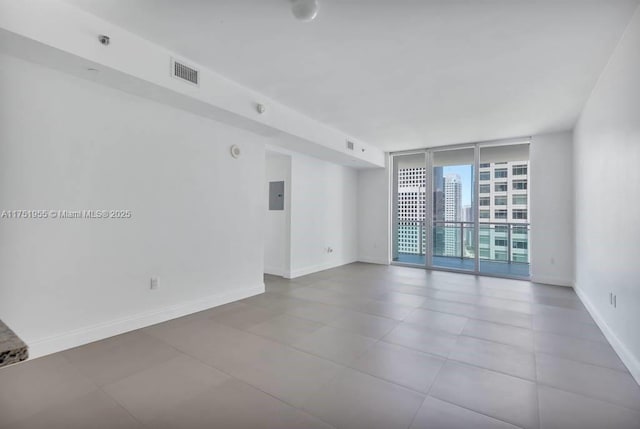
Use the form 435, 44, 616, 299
609, 292, 617, 308
150, 277, 159, 290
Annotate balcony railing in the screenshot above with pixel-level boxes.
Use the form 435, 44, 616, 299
396, 220, 530, 264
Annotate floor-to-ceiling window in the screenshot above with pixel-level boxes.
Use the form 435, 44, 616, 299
431, 147, 475, 272
392, 153, 427, 266
478, 144, 530, 277
391, 139, 531, 279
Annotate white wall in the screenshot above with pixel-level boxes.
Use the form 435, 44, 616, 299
573, 6, 640, 383
357, 164, 390, 265
0, 54, 266, 357
264, 152, 291, 276
529, 132, 574, 286
288, 154, 358, 278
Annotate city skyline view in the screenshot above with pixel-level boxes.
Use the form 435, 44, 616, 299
443, 165, 473, 207
395, 156, 530, 271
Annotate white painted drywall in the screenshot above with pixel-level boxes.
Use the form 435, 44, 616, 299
0, 0, 384, 168
0, 54, 266, 357
264, 152, 291, 276
357, 164, 390, 265
288, 154, 358, 278
529, 132, 574, 286
573, 6, 640, 383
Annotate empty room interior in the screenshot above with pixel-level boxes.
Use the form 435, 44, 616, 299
1, 0, 640, 428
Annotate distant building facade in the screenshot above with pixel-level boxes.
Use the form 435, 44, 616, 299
396, 160, 530, 264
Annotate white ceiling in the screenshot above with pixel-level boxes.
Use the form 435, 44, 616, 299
62, 0, 638, 151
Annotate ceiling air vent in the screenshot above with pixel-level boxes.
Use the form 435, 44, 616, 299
171, 58, 199, 86
346, 140, 355, 151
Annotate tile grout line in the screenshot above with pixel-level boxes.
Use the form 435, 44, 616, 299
422, 395, 529, 429
276, 297, 620, 376
267, 280, 593, 328
133, 330, 341, 429
415, 314, 532, 429
193, 302, 631, 400
270, 287, 543, 331
5, 266, 630, 429
532, 339, 541, 429
261, 283, 624, 374
533, 349, 631, 375
96, 384, 156, 429
222, 312, 439, 408
432, 358, 537, 429
534, 375, 640, 414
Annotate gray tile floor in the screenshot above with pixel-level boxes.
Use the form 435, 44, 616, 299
1, 263, 640, 428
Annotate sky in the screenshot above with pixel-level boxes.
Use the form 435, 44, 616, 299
443, 165, 473, 206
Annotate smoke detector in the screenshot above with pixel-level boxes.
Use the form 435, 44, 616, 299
98, 35, 110, 46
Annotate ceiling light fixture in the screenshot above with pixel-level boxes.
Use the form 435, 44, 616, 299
291, 0, 319, 22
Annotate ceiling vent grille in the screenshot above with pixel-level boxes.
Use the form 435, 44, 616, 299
171, 58, 199, 86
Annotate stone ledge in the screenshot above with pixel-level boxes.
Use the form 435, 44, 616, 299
0, 320, 28, 368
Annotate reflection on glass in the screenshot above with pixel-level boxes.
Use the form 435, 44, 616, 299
391, 143, 531, 280
392, 153, 426, 265
432, 148, 475, 271
478, 144, 530, 278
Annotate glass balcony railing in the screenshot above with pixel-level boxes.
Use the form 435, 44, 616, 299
394, 220, 530, 277
396, 220, 427, 256
478, 222, 530, 264
433, 221, 476, 260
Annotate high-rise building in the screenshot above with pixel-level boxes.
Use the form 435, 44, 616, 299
478, 161, 530, 263
444, 174, 462, 222
443, 174, 462, 256
395, 161, 530, 263
397, 166, 443, 256
462, 205, 473, 222
432, 167, 445, 256
462, 205, 474, 253
396, 167, 426, 255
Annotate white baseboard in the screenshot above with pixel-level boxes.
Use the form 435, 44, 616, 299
357, 256, 389, 265
264, 266, 285, 277
575, 285, 640, 386
285, 259, 357, 279
530, 275, 573, 287
27, 283, 265, 359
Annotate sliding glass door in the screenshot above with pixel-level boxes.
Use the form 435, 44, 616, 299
391, 139, 531, 279
478, 144, 530, 277
431, 147, 476, 272
392, 152, 427, 266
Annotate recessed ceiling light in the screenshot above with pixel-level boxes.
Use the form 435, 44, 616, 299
292, 0, 319, 22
